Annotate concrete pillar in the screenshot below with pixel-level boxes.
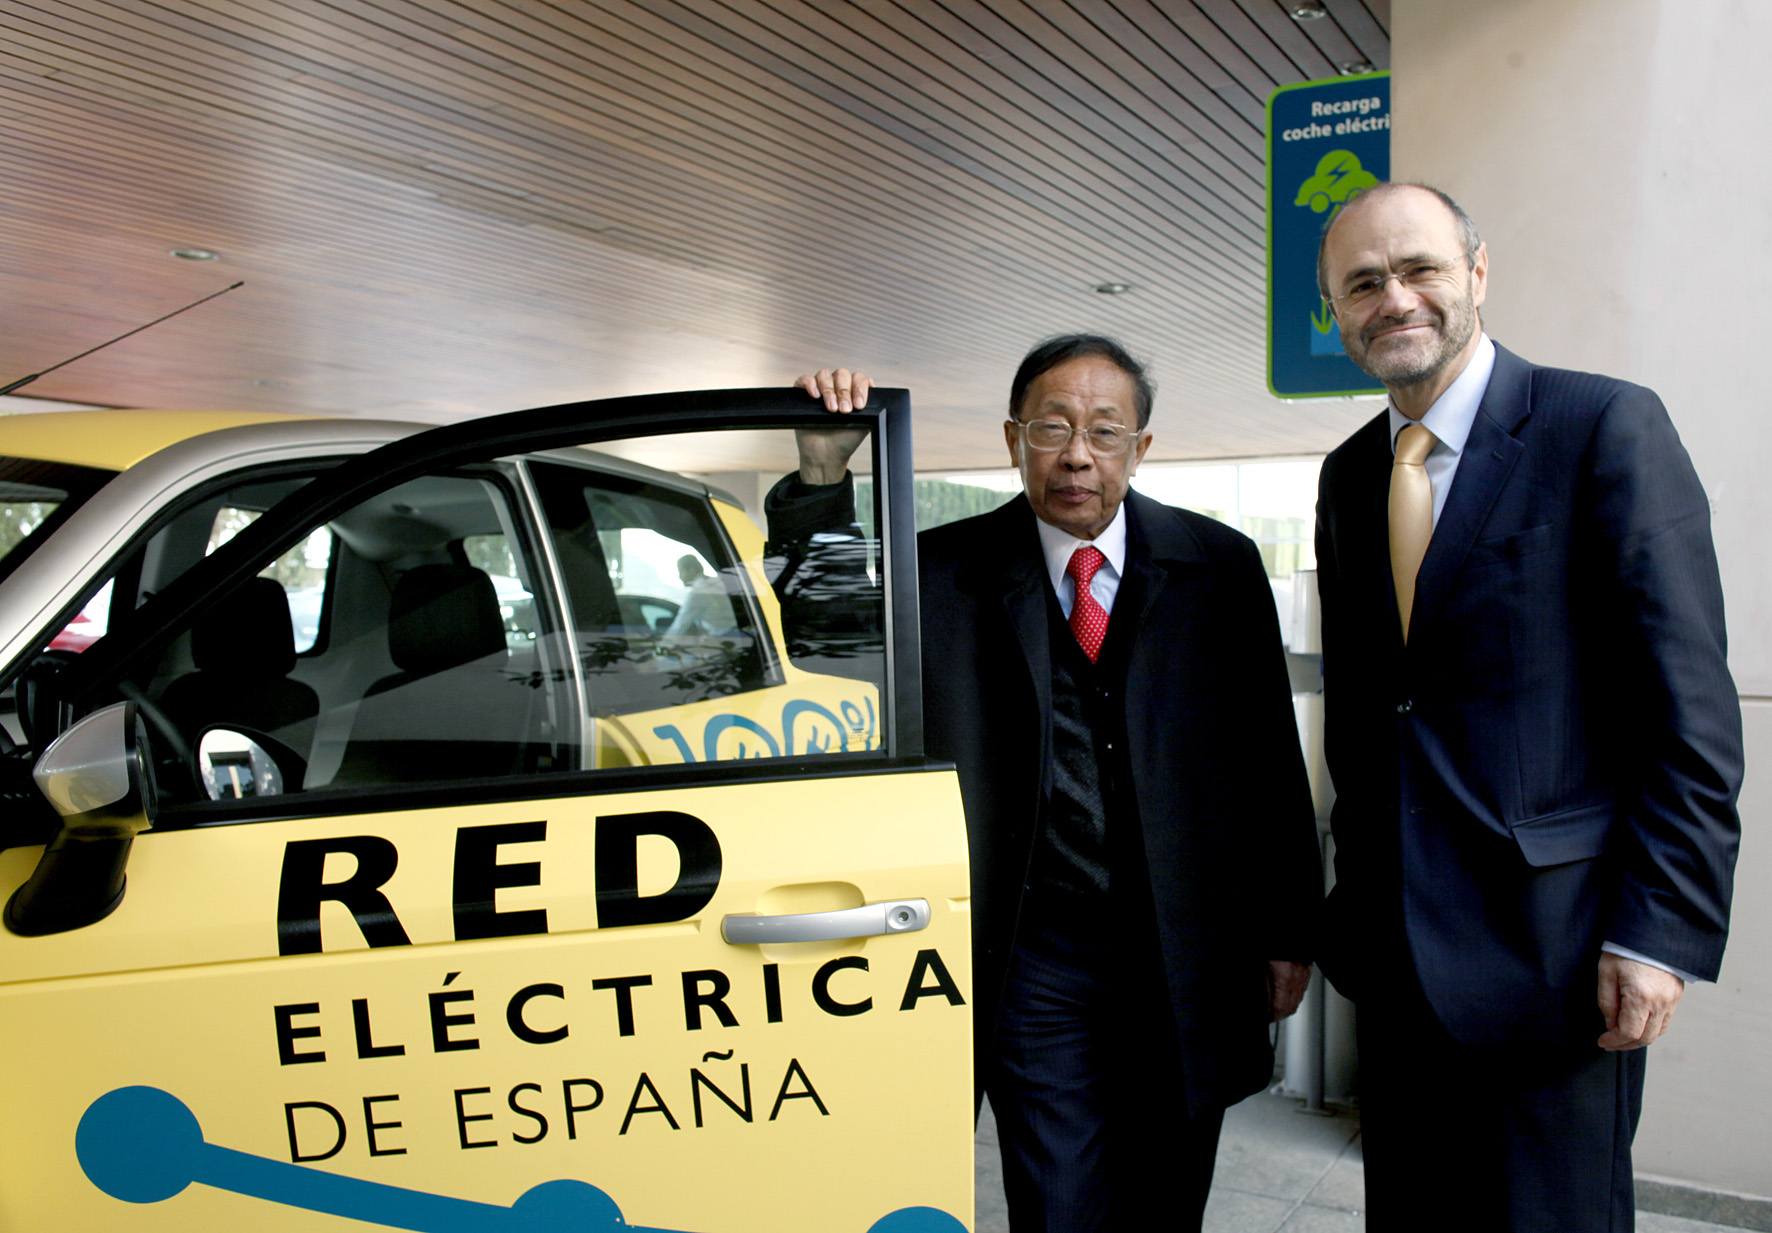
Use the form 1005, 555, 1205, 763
1392, 0, 1772, 1199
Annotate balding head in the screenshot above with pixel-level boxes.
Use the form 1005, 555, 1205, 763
1316, 183, 1482, 300
1314, 182, 1490, 414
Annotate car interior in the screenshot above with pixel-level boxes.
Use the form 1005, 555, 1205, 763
0, 450, 812, 811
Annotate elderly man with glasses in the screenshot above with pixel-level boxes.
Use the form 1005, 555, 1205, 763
769, 334, 1322, 1231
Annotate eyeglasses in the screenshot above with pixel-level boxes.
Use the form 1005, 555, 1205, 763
1010, 419, 1141, 455
1328, 258, 1465, 312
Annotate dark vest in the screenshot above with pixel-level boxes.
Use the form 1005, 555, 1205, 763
1029, 586, 1137, 897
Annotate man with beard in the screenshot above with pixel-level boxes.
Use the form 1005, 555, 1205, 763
1313, 182, 1742, 1230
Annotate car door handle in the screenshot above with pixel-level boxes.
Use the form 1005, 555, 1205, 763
721, 899, 930, 944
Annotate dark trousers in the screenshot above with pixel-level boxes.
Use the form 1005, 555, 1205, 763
1356, 971, 1647, 1233
986, 903, 1224, 1233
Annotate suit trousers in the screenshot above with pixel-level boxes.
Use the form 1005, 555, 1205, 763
986, 890, 1225, 1233
1356, 967, 1646, 1232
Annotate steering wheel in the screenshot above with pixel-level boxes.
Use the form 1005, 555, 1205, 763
15, 650, 80, 751
114, 682, 198, 800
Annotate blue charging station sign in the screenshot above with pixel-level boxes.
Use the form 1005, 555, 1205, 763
1267, 72, 1390, 398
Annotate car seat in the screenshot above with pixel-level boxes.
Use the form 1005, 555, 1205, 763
158, 575, 320, 759
331, 563, 535, 786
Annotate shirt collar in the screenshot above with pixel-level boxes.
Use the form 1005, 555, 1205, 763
1035, 501, 1128, 595
1387, 333, 1496, 456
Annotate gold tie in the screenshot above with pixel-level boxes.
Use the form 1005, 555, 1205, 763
1389, 422, 1438, 641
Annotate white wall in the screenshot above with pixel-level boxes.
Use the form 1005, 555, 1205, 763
1394, 0, 1772, 1197
1637, 702, 1772, 1195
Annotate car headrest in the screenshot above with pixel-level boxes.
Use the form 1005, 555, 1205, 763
192, 576, 298, 678
388, 564, 506, 675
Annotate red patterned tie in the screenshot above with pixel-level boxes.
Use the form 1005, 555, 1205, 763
1066, 546, 1109, 662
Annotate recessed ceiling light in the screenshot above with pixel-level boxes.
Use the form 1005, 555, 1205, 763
170, 247, 219, 261
1290, 1, 1328, 20
1094, 282, 1131, 295
1339, 60, 1375, 75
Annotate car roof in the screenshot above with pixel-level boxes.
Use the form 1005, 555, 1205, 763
0, 401, 765, 674
0, 409, 730, 505
0, 408, 333, 471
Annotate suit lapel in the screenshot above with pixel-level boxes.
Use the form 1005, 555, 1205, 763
1410, 346, 1532, 637
1334, 415, 1404, 652
1114, 489, 1207, 659
955, 498, 1052, 743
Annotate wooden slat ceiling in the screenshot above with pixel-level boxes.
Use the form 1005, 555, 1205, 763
0, 0, 1388, 469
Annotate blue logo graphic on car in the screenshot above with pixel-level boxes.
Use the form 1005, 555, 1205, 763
651, 696, 876, 762
78, 1086, 964, 1233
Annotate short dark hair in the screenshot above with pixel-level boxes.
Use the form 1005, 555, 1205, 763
1315, 182, 1484, 300
1008, 334, 1154, 429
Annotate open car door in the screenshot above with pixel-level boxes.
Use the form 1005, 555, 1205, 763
0, 390, 972, 1233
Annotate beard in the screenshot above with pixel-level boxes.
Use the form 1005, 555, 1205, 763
1344, 284, 1479, 388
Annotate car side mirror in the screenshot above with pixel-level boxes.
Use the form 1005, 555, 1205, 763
196, 727, 291, 800
4, 702, 157, 936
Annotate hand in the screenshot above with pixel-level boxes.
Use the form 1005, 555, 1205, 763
792, 367, 873, 484
794, 367, 872, 413
1596, 951, 1684, 1051
1267, 959, 1312, 1023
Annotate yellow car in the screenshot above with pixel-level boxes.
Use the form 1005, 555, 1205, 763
0, 391, 972, 1232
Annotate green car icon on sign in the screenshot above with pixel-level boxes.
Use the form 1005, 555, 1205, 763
1294, 151, 1378, 215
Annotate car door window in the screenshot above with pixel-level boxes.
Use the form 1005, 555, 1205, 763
7, 464, 573, 803
6, 470, 328, 752
32, 421, 892, 810
463, 533, 540, 650
526, 429, 885, 770
530, 461, 775, 709
208, 507, 334, 653
299, 468, 571, 791
141, 467, 575, 798
36, 480, 331, 660
0, 457, 115, 583
16, 408, 906, 818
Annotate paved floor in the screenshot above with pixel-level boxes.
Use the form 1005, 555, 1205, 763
973, 1090, 1758, 1232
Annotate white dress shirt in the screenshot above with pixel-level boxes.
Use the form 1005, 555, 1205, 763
1385, 334, 1495, 527
1035, 504, 1128, 618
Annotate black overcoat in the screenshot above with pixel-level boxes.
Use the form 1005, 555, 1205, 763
918, 489, 1321, 1114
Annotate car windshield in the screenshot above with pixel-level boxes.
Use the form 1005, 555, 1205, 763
0, 457, 116, 585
